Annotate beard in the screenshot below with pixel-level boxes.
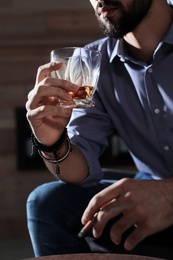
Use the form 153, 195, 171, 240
96, 0, 152, 38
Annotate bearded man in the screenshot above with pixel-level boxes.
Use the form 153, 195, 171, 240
26, 0, 173, 258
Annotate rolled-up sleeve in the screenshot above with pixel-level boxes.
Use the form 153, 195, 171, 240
68, 103, 114, 187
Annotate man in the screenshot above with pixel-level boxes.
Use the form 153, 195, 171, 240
26, 0, 173, 258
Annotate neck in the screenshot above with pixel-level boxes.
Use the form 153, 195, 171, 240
123, 0, 173, 64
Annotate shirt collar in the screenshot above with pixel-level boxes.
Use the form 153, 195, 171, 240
108, 21, 173, 63
162, 21, 173, 45
108, 38, 125, 63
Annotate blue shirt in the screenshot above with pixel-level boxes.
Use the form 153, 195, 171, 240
68, 23, 173, 187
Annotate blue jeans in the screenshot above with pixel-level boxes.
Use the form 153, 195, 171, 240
27, 172, 173, 258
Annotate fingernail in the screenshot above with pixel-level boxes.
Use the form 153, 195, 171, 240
113, 237, 121, 245
65, 93, 72, 100
124, 241, 132, 251
51, 61, 63, 66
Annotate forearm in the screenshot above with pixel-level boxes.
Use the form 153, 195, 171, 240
43, 141, 89, 184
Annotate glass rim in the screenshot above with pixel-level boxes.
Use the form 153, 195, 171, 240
50, 47, 102, 57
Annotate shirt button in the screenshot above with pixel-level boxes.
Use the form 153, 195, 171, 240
148, 67, 153, 73
120, 57, 126, 62
164, 146, 170, 151
154, 109, 160, 114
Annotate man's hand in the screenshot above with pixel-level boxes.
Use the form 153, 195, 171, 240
81, 178, 173, 250
26, 62, 79, 146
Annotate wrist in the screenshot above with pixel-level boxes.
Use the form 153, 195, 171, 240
31, 128, 68, 154
31, 128, 71, 174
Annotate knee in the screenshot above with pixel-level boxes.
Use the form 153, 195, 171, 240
26, 181, 66, 218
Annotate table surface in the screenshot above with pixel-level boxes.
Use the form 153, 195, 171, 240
23, 253, 165, 260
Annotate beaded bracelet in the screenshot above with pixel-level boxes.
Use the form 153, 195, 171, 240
31, 128, 71, 175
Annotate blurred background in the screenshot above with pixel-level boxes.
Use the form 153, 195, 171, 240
0, 1, 134, 259
0, 1, 102, 259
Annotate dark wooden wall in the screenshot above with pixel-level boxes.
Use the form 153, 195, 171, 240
0, 1, 102, 154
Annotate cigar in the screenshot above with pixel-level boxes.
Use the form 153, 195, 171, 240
78, 212, 98, 238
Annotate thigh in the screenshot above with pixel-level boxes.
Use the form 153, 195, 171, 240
27, 181, 110, 255
27, 180, 110, 233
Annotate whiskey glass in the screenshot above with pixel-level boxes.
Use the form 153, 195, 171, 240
50, 47, 101, 108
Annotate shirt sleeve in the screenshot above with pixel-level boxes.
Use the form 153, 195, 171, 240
67, 94, 114, 187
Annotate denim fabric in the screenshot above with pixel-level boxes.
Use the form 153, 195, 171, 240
27, 180, 106, 256
27, 172, 173, 258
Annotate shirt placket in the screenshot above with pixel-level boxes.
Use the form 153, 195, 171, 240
145, 64, 173, 177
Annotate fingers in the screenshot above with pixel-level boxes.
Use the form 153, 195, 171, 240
81, 178, 128, 225
30, 80, 75, 106
81, 178, 160, 251
124, 226, 148, 251
26, 61, 78, 144
110, 212, 137, 246
26, 77, 78, 118
92, 203, 151, 251
36, 62, 63, 85
92, 195, 134, 239
27, 62, 79, 112
26, 104, 72, 124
